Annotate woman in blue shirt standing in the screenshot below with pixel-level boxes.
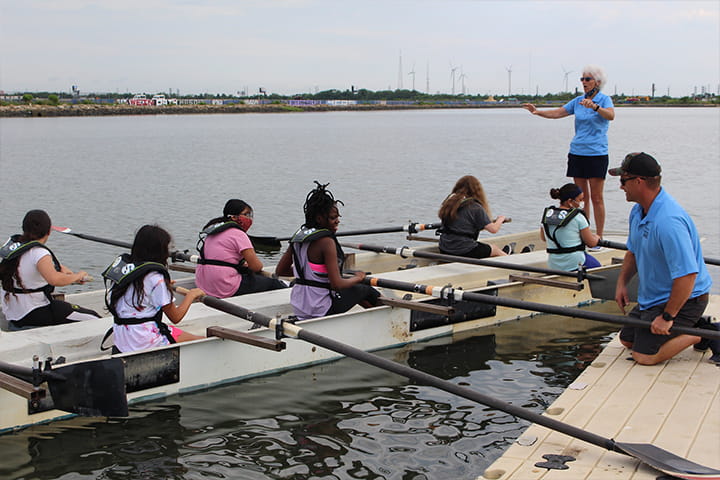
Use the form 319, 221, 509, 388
522, 65, 615, 241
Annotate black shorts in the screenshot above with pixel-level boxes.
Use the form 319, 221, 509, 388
234, 272, 288, 296
619, 295, 709, 355
462, 242, 493, 259
567, 153, 609, 179
327, 284, 381, 316
9, 300, 100, 330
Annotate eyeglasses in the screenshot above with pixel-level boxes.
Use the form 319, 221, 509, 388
620, 176, 640, 186
580, 77, 594, 82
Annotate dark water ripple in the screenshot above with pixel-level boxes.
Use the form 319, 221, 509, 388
0, 312, 620, 480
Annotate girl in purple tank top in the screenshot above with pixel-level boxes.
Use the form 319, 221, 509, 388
276, 182, 380, 320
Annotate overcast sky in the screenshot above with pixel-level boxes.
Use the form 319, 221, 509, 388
1, 0, 718, 97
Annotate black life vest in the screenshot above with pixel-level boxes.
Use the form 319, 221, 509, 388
0, 235, 61, 299
101, 254, 175, 344
289, 227, 344, 290
541, 206, 587, 254
196, 222, 250, 273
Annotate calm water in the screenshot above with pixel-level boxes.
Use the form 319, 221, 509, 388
0, 313, 617, 480
0, 108, 718, 291
0, 108, 718, 479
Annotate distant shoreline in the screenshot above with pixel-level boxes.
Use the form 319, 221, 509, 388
0, 102, 716, 118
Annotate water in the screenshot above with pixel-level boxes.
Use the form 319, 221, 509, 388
0, 108, 718, 479
0, 108, 718, 291
0, 313, 617, 480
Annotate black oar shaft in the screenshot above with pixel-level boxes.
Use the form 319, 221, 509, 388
365, 276, 720, 340
276, 222, 442, 242
63, 231, 132, 249
193, 294, 617, 453
343, 242, 603, 281
599, 239, 719, 267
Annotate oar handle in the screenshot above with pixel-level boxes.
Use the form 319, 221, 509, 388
598, 239, 719, 266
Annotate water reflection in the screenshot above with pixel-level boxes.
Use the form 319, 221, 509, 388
0, 313, 617, 480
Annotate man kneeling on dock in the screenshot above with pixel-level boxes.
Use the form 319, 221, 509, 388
610, 152, 712, 365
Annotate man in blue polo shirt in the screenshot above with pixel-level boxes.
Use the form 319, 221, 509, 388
610, 152, 712, 365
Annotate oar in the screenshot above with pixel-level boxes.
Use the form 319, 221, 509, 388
174, 287, 720, 480
52, 226, 201, 264
0, 358, 128, 417
363, 276, 720, 340
341, 241, 604, 282
598, 239, 720, 266
250, 222, 443, 249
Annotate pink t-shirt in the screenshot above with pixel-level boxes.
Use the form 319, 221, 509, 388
195, 228, 253, 298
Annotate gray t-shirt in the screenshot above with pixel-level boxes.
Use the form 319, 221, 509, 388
438, 202, 491, 255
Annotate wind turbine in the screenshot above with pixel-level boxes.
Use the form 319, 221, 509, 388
459, 69, 467, 95
408, 63, 416, 91
426, 60, 430, 94
505, 65, 512, 96
450, 63, 459, 95
397, 50, 403, 90
562, 65, 573, 92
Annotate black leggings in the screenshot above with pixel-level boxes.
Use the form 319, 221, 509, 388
327, 284, 381, 316
9, 300, 101, 330
234, 272, 288, 296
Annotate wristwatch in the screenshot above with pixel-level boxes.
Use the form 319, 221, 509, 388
594, 104, 600, 111
661, 311, 676, 322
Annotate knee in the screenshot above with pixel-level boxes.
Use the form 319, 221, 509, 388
631, 352, 661, 366
620, 339, 633, 349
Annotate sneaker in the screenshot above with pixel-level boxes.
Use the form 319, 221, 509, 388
694, 316, 717, 352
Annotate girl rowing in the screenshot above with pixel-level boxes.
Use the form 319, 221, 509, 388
0, 210, 100, 330
437, 175, 508, 258
195, 199, 287, 298
275, 181, 380, 320
540, 183, 601, 271
105, 224, 204, 353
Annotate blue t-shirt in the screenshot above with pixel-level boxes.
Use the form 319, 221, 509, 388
626, 188, 712, 309
563, 92, 613, 156
544, 210, 589, 272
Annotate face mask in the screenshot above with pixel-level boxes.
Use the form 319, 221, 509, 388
236, 215, 253, 232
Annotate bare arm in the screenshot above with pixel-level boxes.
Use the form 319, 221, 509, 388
274, 248, 294, 277
579, 98, 615, 120
318, 237, 365, 290
162, 287, 205, 324
522, 103, 570, 119
484, 216, 506, 234
36, 255, 87, 286
241, 247, 264, 273
614, 251, 638, 313
649, 273, 697, 335
579, 226, 600, 247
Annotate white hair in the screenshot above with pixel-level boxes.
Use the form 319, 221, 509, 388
583, 65, 607, 89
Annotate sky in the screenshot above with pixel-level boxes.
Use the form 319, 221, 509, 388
1, 0, 718, 97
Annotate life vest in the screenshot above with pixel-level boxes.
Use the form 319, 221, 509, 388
289, 227, 344, 290
101, 253, 175, 344
0, 235, 60, 298
541, 206, 587, 254
196, 221, 250, 273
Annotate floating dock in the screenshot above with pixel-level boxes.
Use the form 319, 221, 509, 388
479, 296, 719, 479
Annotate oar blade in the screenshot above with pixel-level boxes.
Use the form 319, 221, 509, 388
588, 267, 639, 301
51, 226, 72, 234
616, 441, 720, 479
249, 235, 282, 250
48, 358, 128, 417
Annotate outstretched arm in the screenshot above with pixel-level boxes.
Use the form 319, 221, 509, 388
522, 103, 569, 119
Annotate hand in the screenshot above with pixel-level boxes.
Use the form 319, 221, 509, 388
352, 271, 367, 282
615, 285, 629, 314
75, 271, 89, 284
580, 98, 596, 109
188, 288, 205, 301
650, 315, 673, 335
495, 215, 506, 224
521, 103, 536, 114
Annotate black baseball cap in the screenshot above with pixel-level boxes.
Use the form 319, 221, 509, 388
609, 152, 662, 177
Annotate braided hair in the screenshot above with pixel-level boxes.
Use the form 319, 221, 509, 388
303, 181, 344, 228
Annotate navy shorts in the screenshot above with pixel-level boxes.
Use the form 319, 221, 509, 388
567, 153, 609, 179
619, 295, 709, 355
